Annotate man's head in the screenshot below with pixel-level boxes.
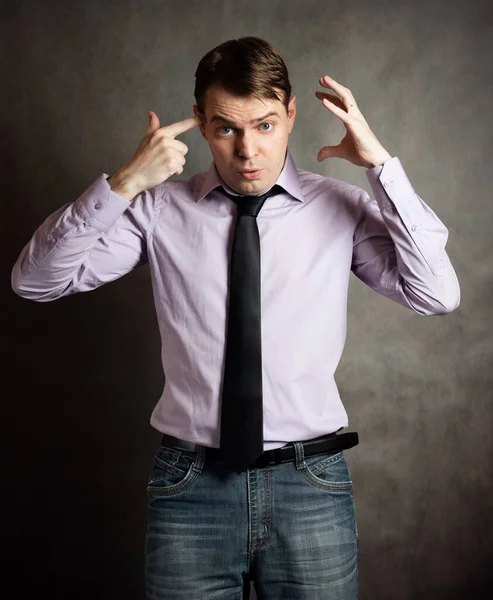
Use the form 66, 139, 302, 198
193, 37, 296, 196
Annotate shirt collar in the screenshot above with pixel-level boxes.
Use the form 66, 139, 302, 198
195, 150, 304, 203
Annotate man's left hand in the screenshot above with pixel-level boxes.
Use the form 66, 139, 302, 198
315, 75, 392, 168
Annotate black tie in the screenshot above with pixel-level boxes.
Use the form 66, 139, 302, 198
219, 184, 282, 474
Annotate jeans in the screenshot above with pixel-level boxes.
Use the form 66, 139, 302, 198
145, 439, 358, 600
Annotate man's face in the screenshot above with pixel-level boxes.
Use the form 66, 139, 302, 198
194, 86, 296, 196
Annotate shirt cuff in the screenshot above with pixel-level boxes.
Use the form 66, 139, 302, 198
73, 173, 132, 233
365, 156, 417, 212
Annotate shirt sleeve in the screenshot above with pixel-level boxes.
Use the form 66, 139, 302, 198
11, 175, 163, 302
350, 156, 460, 315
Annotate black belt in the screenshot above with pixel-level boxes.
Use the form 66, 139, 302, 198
160, 431, 359, 469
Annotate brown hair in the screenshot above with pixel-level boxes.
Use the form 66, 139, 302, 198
194, 37, 292, 114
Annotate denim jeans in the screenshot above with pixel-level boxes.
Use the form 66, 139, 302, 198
145, 439, 358, 600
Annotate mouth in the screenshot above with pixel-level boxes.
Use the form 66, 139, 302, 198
239, 169, 263, 180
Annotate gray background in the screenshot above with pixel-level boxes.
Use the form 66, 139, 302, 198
3, 0, 492, 598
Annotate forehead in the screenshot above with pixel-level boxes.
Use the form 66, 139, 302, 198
202, 86, 286, 124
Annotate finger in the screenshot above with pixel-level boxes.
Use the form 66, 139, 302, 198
172, 159, 185, 176
320, 96, 350, 124
319, 75, 349, 95
146, 110, 161, 135
163, 115, 201, 139
161, 137, 189, 155
319, 75, 355, 110
172, 153, 186, 168
175, 151, 186, 166
317, 145, 341, 162
315, 91, 346, 111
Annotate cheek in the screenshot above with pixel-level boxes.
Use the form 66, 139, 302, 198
209, 139, 232, 161
210, 144, 226, 162
267, 134, 287, 158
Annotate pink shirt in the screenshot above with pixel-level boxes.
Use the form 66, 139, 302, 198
11, 151, 460, 450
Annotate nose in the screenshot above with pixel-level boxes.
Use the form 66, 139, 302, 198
236, 132, 258, 160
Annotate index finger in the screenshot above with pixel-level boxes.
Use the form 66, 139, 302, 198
163, 115, 201, 138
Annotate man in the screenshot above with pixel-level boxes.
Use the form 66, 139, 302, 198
11, 37, 460, 599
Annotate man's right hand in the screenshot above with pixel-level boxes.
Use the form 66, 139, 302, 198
108, 111, 201, 201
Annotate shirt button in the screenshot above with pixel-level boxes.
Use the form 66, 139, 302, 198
383, 181, 393, 188
411, 224, 418, 231
94, 203, 102, 210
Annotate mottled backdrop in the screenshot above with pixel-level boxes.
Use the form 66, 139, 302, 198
3, 0, 492, 598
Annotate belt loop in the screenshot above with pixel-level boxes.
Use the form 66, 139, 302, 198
293, 441, 306, 470
192, 444, 206, 473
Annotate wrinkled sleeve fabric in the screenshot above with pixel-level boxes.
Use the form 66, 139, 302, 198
350, 156, 460, 315
11, 175, 162, 302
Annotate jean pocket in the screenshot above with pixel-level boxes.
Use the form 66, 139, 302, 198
296, 450, 354, 493
147, 446, 201, 498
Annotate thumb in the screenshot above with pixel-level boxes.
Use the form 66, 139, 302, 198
146, 110, 160, 135
317, 145, 340, 162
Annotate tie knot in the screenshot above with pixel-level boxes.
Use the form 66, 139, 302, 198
224, 184, 282, 217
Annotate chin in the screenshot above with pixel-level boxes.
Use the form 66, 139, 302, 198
237, 179, 270, 196
239, 182, 262, 194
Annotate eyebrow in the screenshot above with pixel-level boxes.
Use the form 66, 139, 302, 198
210, 111, 281, 125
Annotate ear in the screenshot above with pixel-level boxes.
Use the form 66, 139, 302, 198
193, 105, 207, 140
287, 95, 296, 133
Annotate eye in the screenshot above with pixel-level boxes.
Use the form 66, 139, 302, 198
218, 126, 234, 135
259, 122, 273, 131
